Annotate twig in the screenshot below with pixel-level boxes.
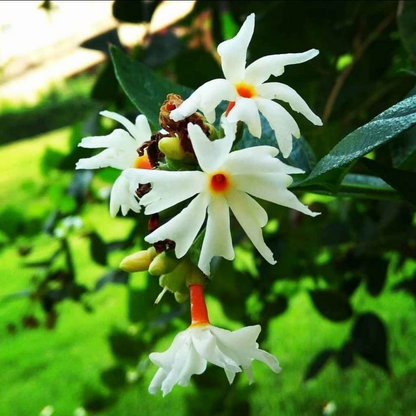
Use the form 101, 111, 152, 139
322, 13, 395, 124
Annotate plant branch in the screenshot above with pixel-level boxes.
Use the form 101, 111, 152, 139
322, 13, 395, 124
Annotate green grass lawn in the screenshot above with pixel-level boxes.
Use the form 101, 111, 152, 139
1, 129, 416, 415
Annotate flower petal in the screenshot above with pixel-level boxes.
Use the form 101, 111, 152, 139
192, 327, 241, 373
160, 341, 190, 396
148, 368, 168, 395
109, 173, 141, 217
77, 129, 135, 150
177, 344, 207, 387
257, 82, 322, 125
100, 110, 142, 141
187, 122, 235, 173
251, 348, 282, 375
227, 97, 262, 138
217, 13, 255, 82
233, 172, 320, 217
256, 97, 300, 158
134, 114, 152, 144
124, 168, 207, 214
145, 192, 211, 259
223, 146, 304, 175
76, 128, 138, 170
76, 148, 131, 171
211, 324, 281, 384
149, 331, 189, 371
244, 49, 319, 85
226, 189, 275, 265
170, 79, 236, 122
198, 195, 234, 275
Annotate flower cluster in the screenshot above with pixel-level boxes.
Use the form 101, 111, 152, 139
76, 13, 321, 395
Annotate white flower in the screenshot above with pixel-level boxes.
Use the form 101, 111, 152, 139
76, 110, 152, 217
123, 118, 318, 275
170, 13, 322, 158
149, 324, 280, 396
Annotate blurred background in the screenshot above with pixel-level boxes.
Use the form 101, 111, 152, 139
1, 1, 416, 415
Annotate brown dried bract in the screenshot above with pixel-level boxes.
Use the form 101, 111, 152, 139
148, 214, 159, 232
159, 93, 210, 158
137, 132, 167, 168
154, 239, 176, 254
136, 183, 151, 199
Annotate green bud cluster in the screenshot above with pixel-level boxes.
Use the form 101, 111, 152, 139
119, 248, 206, 304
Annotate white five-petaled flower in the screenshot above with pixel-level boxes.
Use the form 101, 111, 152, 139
148, 323, 281, 396
75, 111, 152, 217
170, 13, 322, 158
123, 118, 319, 275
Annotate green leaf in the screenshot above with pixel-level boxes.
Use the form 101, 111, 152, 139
389, 85, 416, 170
237, 115, 317, 174
398, 1, 416, 61
352, 313, 390, 373
337, 173, 400, 201
41, 147, 64, 175
188, 229, 205, 269
390, 126, 416, 170
100, 366, 127, 390
361, 158, 416, 207
298, 94, 416, 190
310, 289, 353, 322
304, 349, 335, 381
109, 45, 192, 128
95, 270, 129, 291
89, 232, 108, 266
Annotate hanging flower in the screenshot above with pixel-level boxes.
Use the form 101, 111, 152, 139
149, 284, 281, 396
123, 118, 319, 275
75, 111, 152, 217
170, 13, 322, 158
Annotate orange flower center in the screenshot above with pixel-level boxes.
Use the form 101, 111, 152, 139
225, 83, 256, 117
209, 172, 229, 193
236, 82, 256, 98
133, 153, 152, 169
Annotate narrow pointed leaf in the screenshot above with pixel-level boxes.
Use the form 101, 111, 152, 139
298, 94, 416, 189
109, 45, 192, 128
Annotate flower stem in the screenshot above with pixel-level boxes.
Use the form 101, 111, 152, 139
189, 284, 209, 326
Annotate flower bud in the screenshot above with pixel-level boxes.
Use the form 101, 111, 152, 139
158, 259, 193, 294
148, 252, 179, 276
119, 247, 157, 272
185, 264, 206, 287
174, 290, 189, 303
158, 136, 186, 161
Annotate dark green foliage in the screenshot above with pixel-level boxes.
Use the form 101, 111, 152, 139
361, 158, 416, 207
304, 349, 335, 381
0, 96, 98, 144
88, 232, 108, 266
95, 270, 129, 292
309, 290, 353, 322
298, 94, 416, 191
352, 313, 390, 372
110, 45, 192, 128
398, 1, 416, 62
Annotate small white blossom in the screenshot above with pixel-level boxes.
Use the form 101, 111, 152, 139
76, 111, 152, 217
124, 118, 318, 275
170, 13, 322, 158
149, 324, 280, 396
